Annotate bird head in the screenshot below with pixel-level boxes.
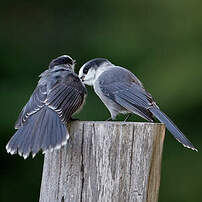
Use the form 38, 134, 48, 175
49, 55, 76, 71
79, 58, 112, 86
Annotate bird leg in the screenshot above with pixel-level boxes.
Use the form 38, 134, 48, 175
124, 114, 131, 122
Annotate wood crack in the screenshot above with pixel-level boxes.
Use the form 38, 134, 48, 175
80, 123, 85, 202
129, 125, 135, 192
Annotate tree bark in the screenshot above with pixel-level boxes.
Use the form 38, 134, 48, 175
39, 121, 165, 202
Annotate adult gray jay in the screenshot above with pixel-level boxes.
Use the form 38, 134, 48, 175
6, 55, 87, 159
79, 58, 197, 151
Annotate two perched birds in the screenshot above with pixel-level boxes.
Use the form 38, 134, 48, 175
6, 55, 197, 159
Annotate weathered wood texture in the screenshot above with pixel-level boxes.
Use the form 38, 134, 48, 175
40, 121, 165, 202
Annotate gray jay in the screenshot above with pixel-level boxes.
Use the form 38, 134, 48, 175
79, 58, 197, 151
6, 55, 87, 159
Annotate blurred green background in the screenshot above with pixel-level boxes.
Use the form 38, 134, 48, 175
1, 0, 201, 201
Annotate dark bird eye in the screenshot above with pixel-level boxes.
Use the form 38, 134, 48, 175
83, 66, 90, 74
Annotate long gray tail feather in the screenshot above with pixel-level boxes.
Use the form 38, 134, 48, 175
6, 107, 69, 159
149, 106, 197, 151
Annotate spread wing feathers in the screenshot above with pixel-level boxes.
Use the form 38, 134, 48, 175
15, 85, 47, 129
101, 82, 155, 122
6, 106, 68, 159
46, 84, 84, 123
8, 71, 85, 158
15, 76, 84, 128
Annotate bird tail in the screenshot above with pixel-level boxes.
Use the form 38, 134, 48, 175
149, 106, 197, 151
6, 107, 69, 159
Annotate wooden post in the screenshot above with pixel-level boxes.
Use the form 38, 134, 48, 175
39, 121, 165, 202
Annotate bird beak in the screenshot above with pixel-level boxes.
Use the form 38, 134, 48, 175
80, 76, 85, 82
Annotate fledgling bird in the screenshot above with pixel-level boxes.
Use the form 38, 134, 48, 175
6, 55, 87, 159
79, 58, 197, 151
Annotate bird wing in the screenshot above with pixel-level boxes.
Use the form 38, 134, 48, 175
15, 70, 86, 129
98, 67, 155, 121
15, 85, 47, 129
46, 72, 86, 123
100, 80, 155, 121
